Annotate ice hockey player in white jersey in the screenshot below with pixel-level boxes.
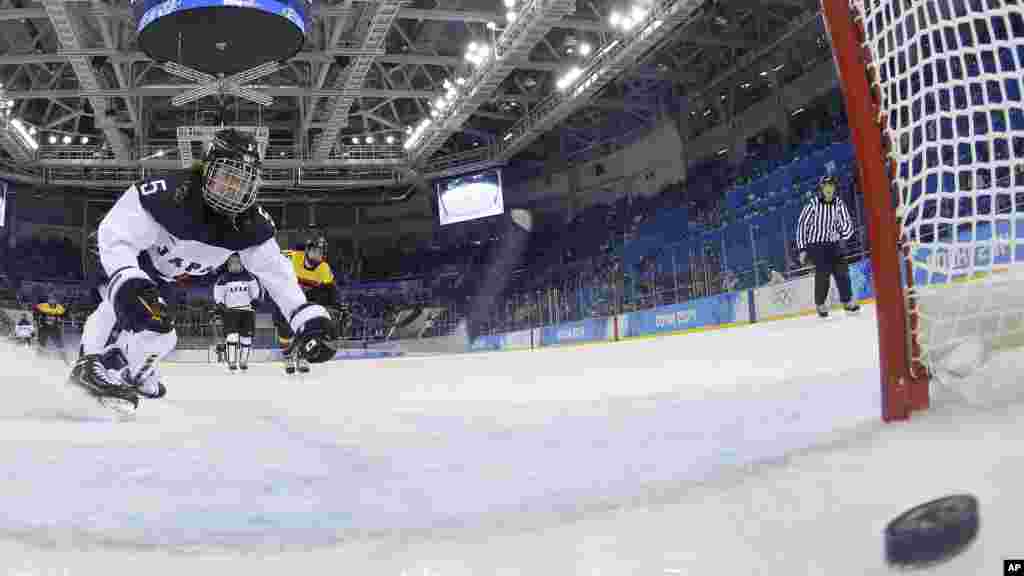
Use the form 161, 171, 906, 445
13, 314, 34, 346
213, 253, 260, 371
70, 129, 337, 412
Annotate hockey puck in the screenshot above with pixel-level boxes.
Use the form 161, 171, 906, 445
884, 494, 979, 568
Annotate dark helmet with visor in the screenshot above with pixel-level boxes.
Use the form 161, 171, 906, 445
305, 235, 326, 264
226, 252, 243, 273
203, 129, 262, 216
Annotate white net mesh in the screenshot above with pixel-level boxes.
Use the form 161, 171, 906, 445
854, 0, 1024, 388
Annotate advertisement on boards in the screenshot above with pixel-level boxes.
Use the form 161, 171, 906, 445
617, 291, 750, 339
754, 258, 874, 321
502, 329, 534, 351
539, 318, 612, 347
470, 334, 505, 351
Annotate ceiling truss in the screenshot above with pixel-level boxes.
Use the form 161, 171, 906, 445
0, 0, 819, 188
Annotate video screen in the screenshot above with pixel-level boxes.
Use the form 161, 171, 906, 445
435, 168, 504, 226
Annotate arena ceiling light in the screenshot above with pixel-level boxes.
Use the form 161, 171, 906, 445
9, 118, 38, 150
139, 148, 169, 161
556, 67, 584, 90
465, 42, 491, 67
0, 90, 12, 118
403, 118, 433, 150
165, 60, 281, 108
609, 5, 648, 32
503, 0, 517, 22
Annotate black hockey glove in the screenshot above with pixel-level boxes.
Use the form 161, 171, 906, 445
114, 278, 174, 334
293, 316, 337, 363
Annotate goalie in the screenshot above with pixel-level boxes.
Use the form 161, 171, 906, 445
213, 253, 261, 371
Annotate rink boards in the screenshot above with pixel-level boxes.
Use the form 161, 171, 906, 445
0, 258, 878, 361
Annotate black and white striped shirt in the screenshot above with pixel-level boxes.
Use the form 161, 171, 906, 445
796, 197, 855, 250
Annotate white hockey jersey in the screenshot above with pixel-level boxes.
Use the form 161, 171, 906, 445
97, 171, 327, 333
13, 321, 33, 339
214, 271, 261, 311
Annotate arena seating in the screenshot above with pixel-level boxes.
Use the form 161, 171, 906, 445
4, 116, 870, 341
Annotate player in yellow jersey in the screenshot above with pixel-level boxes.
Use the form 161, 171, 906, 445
34, 294, 66, 360
275, 236, 338, 373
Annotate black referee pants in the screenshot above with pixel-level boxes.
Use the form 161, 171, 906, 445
806, 242, 853, 306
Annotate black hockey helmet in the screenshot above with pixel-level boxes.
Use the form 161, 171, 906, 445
202, 129, 262, 216
226, 252, 243, 273
818, 174, 837, 201
305, 235, 326, 264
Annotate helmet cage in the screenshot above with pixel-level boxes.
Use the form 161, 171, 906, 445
305, 244, 323, 264
227, 253, 243, 273
203, 156, 260, 215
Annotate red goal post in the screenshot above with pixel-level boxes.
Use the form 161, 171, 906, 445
821, 0, 930, 421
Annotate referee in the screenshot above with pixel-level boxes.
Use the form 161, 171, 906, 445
797, 175, 861, 318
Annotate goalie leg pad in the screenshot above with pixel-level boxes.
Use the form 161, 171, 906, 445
226, 332, 240, 368
239, 335, 252, 369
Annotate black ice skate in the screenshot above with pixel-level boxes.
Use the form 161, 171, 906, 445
844, 301, 861, 314
229, 362, 238, 371
284, 349, 297, 375
68, 353, 138, 409
817, 304, 829, 318
297, 355, 310, 374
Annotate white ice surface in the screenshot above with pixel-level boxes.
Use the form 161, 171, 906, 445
0, 304, 1019, 575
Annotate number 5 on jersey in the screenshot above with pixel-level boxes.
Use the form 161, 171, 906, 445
139, 180, 167, 196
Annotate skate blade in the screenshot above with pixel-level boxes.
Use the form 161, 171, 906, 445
98, 396, 138, 419
64, 379, 137, 421
136, 381, 166, 400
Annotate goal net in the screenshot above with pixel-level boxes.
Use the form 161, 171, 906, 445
825, 0, 1024, 415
